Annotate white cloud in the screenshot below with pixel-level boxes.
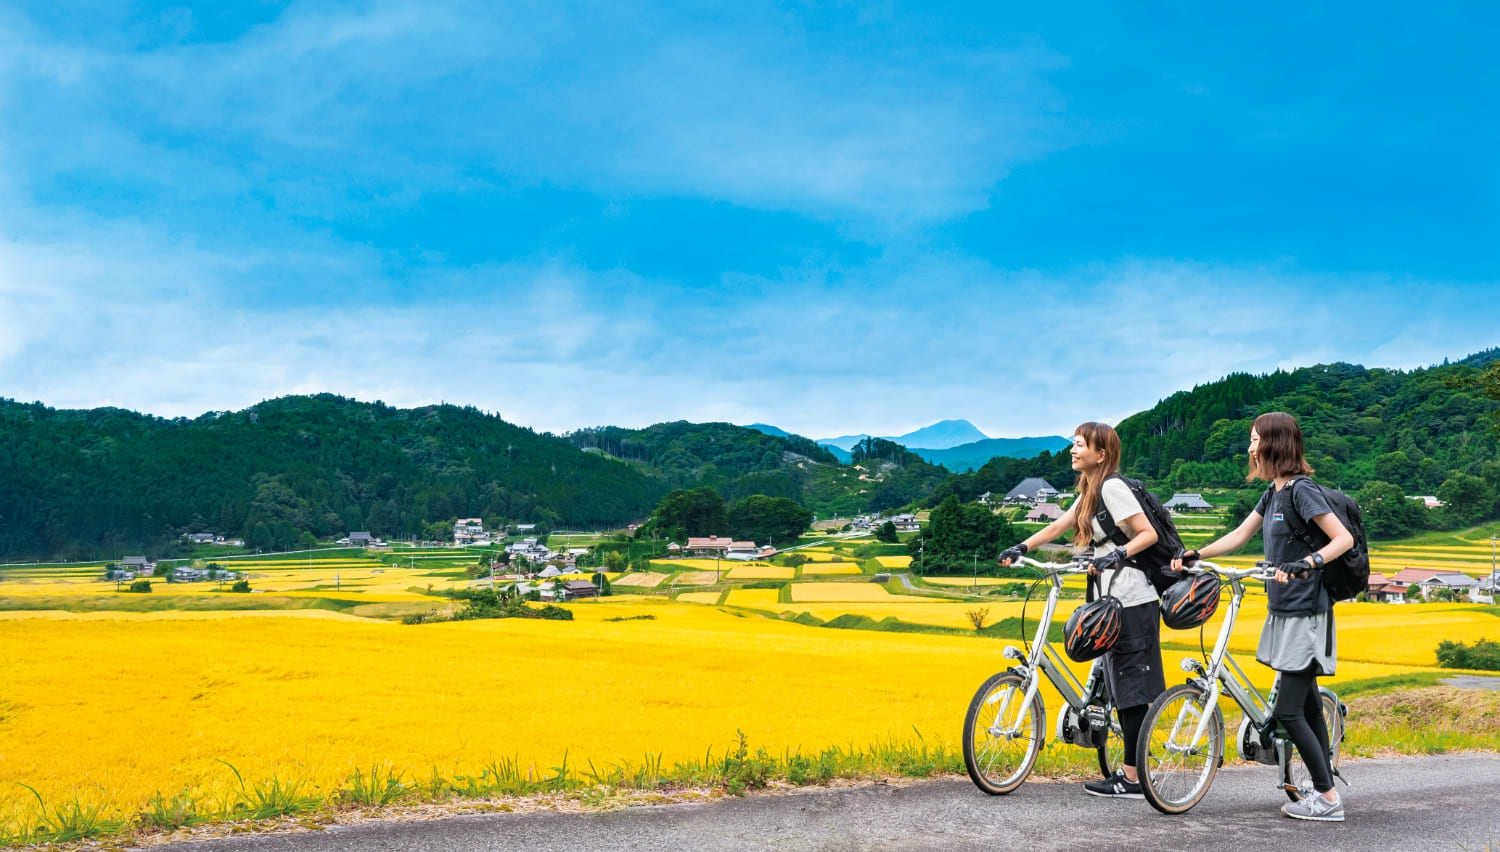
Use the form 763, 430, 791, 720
1, 1, 1068, 230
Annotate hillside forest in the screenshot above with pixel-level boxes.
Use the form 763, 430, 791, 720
1, 350, 1498, 561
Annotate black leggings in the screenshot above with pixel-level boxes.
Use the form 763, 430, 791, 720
1118, 704, 1148, 773
1274, 665, 1333, 793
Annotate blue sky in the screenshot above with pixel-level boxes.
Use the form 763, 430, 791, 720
1, 2, 1496, 440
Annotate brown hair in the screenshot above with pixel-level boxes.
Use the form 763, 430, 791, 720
1248, 412, 1314, 481
1071, 422, 1122, 545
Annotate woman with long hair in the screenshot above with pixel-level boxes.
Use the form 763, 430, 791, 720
1176, 412, 1353, 822
998, 421, 1164, 798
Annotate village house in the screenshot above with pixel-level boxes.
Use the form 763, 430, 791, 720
561, 579, 599, 600
886, 513, 920, 533
1365, 572, 1410, 603
685, 536, 734, 556
1005, 478, 1058, 505
1164, 493, 1215, 513
724, 541, 761, 560
1026, 503, 1065, 523
1388, 567, 1479, 599
338, 532, 378, 547
120, 556, 154, 576
183, 532, 217, 544
506, 537, 553, 563
453, 518, 489, 546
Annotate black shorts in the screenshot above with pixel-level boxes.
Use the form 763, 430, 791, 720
1106, 602, 1166, 710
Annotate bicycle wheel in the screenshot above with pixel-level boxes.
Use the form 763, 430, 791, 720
1138, 683, 1224, 815
1096, 709, 1126, 779
1282, 689, 1345, 801
963, 671, 1045, 795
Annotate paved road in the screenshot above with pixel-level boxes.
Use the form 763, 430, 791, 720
162, 755, 1500, 852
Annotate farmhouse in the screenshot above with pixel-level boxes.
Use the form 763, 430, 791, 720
1005, 478, 1057, 505
1164, 493, 1214, 513
561, 579, 598, 600
1388, 567, 1479, 598
1365, 572, 1410, 604
341, 532, 376, 547
121, 556, 154, 576
1026, 503, 1065, 523
453, 518, 489, 546
685, 536, 733, 556
885, 513, 920, 533
724, 541, 761, 560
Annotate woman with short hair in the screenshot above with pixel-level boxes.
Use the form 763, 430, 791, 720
1177, 412, 1354, 822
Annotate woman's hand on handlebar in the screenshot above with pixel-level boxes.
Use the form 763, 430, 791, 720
1171, 548, 1201, 572
997, 543, 1028, 568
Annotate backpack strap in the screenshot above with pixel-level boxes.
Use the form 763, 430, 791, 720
1092, 473, 1130, 548
1280, 476, 1326, 551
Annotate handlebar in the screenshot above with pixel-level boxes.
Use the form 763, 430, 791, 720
1187, 560, 1278, 581
1002, 554, 1092, 575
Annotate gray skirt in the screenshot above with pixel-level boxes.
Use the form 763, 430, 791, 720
1256, 610, 1337, 676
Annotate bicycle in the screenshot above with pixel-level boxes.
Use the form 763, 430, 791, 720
1137, 560, 1347, 815
962, 555, 1126, 794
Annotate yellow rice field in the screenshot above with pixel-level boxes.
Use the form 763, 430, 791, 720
789, 583, 934, 603
724, 588, 783, 607
3, 543, 1499, 838
873, 556, 913, 568
726, 564, 794, 580
923, 576, 1015, 587
674, 591, 723, 605
799, 562, 863, 576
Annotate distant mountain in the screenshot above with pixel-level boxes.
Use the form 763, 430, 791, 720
745, 423, 790, 438
891, 419, 990, 450
822, 444, 852, 463
817, 433, 870, 451
912, 436, 1073, 472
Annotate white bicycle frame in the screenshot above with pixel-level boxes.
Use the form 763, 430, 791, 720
1165, 561, 1282, 755
990, 556, 1108, 738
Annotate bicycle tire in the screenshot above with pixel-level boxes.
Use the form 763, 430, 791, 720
1282, 688, 1344, 801
1138, 683, 1224, 815
963, 671, 1045, 795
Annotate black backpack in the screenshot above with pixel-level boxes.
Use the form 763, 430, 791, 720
1280, 476, 1371, 602
1093, 474, 1187, 594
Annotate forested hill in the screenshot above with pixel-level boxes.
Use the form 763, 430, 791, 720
0, 395, 664, 561
1114, 351, 1500, 493
567, 421, 841, 503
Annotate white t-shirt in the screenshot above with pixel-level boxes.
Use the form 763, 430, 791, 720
1088, 477, 1159, 607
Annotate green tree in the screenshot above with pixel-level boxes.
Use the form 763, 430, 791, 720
1356, 480, 1427, 538
650, 487, 728, 541
726, 495, 813, 545
1437, 473, 1491, 528
592, 571, 613, 596
909, 496, 1020, 574
874, 520, 899, 543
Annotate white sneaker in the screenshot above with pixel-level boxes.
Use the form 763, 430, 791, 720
1282, 791, 1344, 822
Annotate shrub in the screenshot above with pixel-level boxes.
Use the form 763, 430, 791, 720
230, 580, 252, 593
1436, 637, 1500, 671
127, 580, 152, 593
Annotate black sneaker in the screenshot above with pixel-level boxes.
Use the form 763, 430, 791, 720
1083, 770, 1144, 799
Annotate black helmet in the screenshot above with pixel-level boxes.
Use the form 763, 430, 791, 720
1160, 573, 1222, 630
1063, 597, 1123, 662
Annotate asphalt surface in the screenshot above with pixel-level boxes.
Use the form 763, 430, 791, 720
160, 754, 1500, 852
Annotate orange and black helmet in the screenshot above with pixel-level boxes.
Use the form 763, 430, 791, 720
1063, 597, 1123, 662
1160, 573, 1222, 630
